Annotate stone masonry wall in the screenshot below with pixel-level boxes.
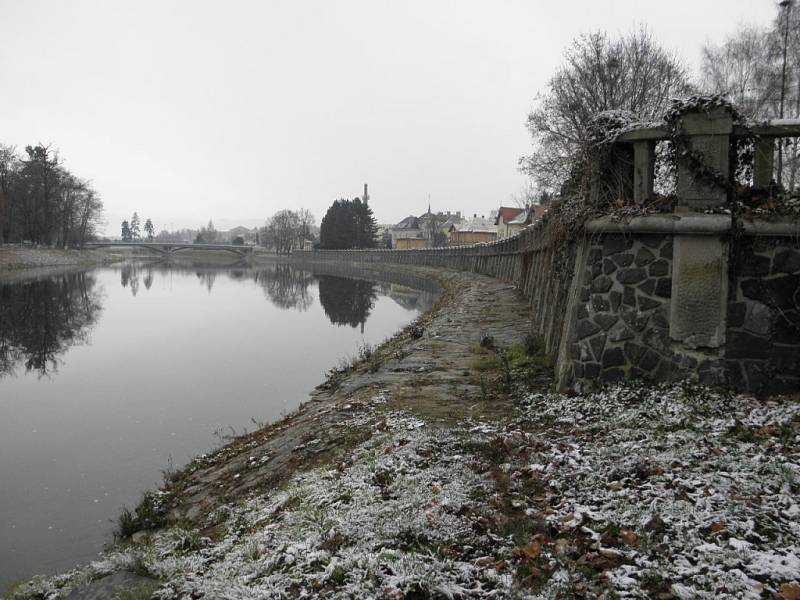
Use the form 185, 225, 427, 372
294, 220, 800, 394
295, 222, 578, 363
727, 236, 800, 394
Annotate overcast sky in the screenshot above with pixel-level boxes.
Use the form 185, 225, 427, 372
0, 0, 778, 234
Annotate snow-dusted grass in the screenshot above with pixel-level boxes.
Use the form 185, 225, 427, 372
512, 383, 800, 599
5, 384, 799, 600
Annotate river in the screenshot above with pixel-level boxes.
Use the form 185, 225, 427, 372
0, 260, 436, 589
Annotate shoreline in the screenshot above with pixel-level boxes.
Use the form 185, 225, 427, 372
0, 246, 124, 281
4, 261, 800, 599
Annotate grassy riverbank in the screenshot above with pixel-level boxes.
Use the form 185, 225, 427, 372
3, 266, 799, 599
0, 245, 121, 277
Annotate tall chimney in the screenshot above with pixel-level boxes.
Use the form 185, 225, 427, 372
363, 183, 369, 203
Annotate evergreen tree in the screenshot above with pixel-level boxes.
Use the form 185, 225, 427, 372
130, 212, 141, 241
143, 218, 155, 241
319, 196, 377, 249
121, 220, 132, 241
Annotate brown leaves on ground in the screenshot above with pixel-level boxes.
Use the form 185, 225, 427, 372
779, 585, 800, 600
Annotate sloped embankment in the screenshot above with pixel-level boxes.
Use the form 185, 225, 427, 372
5, 265, 800, 599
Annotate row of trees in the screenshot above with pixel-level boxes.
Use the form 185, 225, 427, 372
259, 209, 315, 254
0, 144, 104, 246
121, 212, 155, 241
521, 3, 800, 197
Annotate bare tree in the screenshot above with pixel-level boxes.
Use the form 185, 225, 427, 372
267, 209, 300, 254
701, 26, 781, 120
519, 27, 691, 194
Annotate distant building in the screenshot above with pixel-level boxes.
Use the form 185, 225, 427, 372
390, 215, 423, 248
495, 205, 547, 238
449, 215, 497, 246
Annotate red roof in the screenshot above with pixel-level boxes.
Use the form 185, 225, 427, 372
495, 206, 524, 225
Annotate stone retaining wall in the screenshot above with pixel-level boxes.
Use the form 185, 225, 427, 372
294, 216, 800, 394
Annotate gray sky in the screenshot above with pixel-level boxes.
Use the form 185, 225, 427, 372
0, 0, 777, 234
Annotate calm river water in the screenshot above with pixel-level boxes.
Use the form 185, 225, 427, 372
0, 261, 436, 588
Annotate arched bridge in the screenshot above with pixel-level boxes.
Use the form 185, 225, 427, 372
83, 241, 255, 258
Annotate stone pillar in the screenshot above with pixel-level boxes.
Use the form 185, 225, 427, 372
670, 109, 733, 354
670, 230, 729, 348
675, 108, 733, 210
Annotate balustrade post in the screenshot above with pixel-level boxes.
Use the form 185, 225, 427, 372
754, 137, 775, 188
633, 140, 655, 205
675, 107, 733, 210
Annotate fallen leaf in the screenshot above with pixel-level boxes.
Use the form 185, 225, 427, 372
620, 528, 639, 545
779, 585, 800, 600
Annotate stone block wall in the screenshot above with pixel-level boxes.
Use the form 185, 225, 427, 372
727, 236, 800, 394
294, 217, 800, 394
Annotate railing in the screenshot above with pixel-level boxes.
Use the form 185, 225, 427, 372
614, 112, 800, 207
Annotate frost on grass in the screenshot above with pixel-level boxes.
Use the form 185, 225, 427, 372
7, 384, 800, 600
513, 383, 800, 599
8, 413, 526, 600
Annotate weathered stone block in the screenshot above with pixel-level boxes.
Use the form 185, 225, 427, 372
591, 295, 610, 312
635, 247, 656, 266
655, 278, 672, 298
624, 342, 646, 364
774, 310, 800, 344
638, 278, 656, 296
769, 345, 800, 373
594, 313, 619, 331
603, 258, 617, 275
726, 330, 771, 359
584, 362, 601, 379
763, 274, 800, 310
651, 308, 669, 330
576, 319, 601, 340
640, 349, 661, 371
743, 302, 772, 336
601, 367, 626, 382
580, 287, 590, 302
602, 347, 626, 367
742, 359, 771, 392
669, 236, 728, 348
609, 291, 622, 312
608, 322, 635, 342
603, 235, 632, 256
589, 334, 607, 361
660, 240, 673, 259
649, 260, 669, 277
737, 253, 771, 277
618, 268, 648, 285
588, 248, 603, 265
620, 308, 649, 332
653, 359, 677, 382
638, 295, 661, 311
773, 248, 800, 274
640, 234, 666, 249
623, 286, 636, 306
727, 302, 747, 328
612, 253, 635, 267
591, 275, 613, 294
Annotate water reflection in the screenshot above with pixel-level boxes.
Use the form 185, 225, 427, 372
318, 276, 377, 329
0, 272, 103, 377
0, 263, 438, 380
255, 264, 315, 311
